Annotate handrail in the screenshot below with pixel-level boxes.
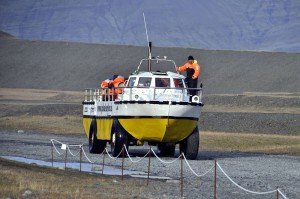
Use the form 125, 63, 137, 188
136, 58, 178, 73
84, 86, 203, 103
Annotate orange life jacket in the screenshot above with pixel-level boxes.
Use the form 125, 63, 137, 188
177, 60, 201, 79
112, 75, 125, 94
100, 76, 125, 100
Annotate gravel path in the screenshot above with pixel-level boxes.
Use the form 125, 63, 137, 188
1, 130, 299, 199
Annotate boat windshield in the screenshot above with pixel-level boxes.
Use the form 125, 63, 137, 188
173, 78, 184, 88
127, 77, 136, 87
137, 77, 152, 87
155, 78, 170, 87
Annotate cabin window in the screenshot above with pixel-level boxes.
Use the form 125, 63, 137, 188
127, 77, 136, 87
173, 78, 184, 88
137, 77, 152, 87
155, 78, 170, 87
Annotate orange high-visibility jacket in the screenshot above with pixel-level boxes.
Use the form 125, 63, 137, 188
100, 76, 125, 96
113, 76, 125, 87
100, 79, 111, 88
113, 75, 125, 94
177, 60, 201, 79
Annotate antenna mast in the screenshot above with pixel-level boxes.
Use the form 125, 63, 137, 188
143, 12, 152, 71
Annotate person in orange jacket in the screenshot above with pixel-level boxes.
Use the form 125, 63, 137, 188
112, 75, 125, 94
176, 55, 201, 96
100, 75, 125, 101
100, 78, 113, 101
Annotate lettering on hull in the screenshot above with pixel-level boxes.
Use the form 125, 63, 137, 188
98, 105, 112, 112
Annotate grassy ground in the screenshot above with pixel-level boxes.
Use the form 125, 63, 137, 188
0, 158, 160, 199
201, 131, 300, 156
0, 115, 83, 134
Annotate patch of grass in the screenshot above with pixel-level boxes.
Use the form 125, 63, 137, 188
0, 88, 82, 102
0, 158, 154, 199
203, 104, 300, 114
201, 131, 300, 156
0, 115, 83, 134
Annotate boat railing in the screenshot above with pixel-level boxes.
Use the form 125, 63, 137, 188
135, 58, 178, 73
84, 86, 203, 103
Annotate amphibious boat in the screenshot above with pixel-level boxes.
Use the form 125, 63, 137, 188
82, 43, 203, 159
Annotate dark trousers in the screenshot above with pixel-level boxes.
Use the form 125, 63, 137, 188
185, 77, 198, 96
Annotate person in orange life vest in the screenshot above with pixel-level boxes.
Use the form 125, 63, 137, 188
100, 75, 125, 100
100, 79, 112, 89
100, 78, 113, 101
176, 55, 201, 96
112, 75, 125, 94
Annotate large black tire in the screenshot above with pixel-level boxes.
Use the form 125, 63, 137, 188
179, 126, 199, 160
89, 120, 106, 154
157, 143, 175, 157
111, 121, 129, 157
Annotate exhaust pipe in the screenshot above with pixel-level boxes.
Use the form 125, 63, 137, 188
148, 41, 152, 71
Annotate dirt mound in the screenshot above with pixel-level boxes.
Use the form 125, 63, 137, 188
0, 37, 299, 94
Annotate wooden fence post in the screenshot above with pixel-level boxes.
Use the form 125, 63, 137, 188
214, 159, 217, 199
181, 153, 184, 197
64, 148, 68, 170
102, 150, 106, 175
147, 146, 151, 185
121, 146, 125, 181
51, 144, 54, 167
79, 146, 82, 172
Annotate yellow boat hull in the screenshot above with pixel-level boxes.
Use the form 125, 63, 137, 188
83, 117, 113, 140
83, 117, 197, 142
119, 118, 197, 142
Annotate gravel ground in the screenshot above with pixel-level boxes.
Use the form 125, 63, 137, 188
1, 130, 299, 199
200, 112, 299, 134
204, 94, 300, 108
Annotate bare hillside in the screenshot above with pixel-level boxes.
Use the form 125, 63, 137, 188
0, 37, 299, 94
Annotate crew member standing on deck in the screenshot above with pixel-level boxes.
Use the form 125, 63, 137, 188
176, 55, 201, 96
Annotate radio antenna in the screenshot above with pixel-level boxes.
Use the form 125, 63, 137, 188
143, 12, 152, 71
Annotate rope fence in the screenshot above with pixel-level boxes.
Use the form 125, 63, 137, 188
49, 139, 289, 198
124, 146, 150, 163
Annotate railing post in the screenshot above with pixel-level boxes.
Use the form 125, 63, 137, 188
199, 89, 202, 102
147, 146, 151, 186
276, 188, 279, 199
102, 150, 106, 175
65, 147, 68, 170
89, 89, 92, 101
181, 153, 184, 197
130, 87, 132, 101
79, 146, 82, 172
51, 143, 53, 167
121, 146, 125, 181
214, 159, 217, 199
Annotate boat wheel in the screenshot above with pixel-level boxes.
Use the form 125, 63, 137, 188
89, 119, 106, 154
111, 121, 128, 157
179, 126, 199, 160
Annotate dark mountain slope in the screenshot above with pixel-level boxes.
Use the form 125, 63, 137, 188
0, 37, 299, 94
